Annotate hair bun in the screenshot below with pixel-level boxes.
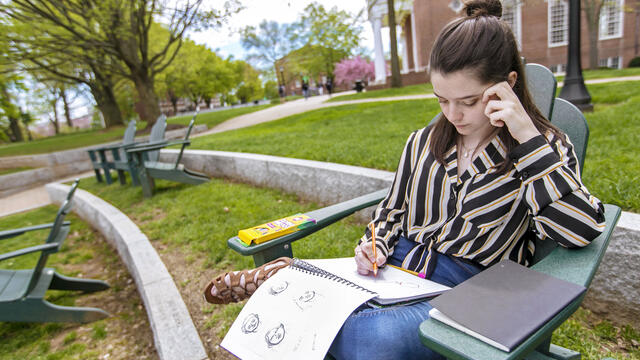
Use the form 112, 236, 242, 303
464, 0, 502, 18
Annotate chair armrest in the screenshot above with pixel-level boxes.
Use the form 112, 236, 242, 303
126, 140, 190, 154
0, 243, 59, 262
0, 222, 70, 240
418, 204, 621, 360
227, 189, 388, 265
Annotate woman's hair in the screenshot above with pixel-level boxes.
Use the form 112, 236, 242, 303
428, 0, 563, 174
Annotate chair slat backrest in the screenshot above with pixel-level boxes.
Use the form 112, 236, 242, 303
173, 109, 199, 168
25, 180, 79, 296
524, 63, 557, 119
122, 120, 137, 145
147, 115, 167, 162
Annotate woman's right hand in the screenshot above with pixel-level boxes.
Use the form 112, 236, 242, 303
354, 242, 387, 275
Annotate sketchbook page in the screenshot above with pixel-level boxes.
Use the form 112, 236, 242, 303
305, 257, 450, 305
220, 266, 375, 360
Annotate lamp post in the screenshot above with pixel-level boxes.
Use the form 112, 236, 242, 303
279, 66, 285, 87
559, 0, 593, 111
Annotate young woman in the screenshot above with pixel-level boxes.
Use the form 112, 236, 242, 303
206, 0, 605, 358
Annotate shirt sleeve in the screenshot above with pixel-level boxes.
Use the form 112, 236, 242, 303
358, 131, 418, 257
508, 134, 605, 248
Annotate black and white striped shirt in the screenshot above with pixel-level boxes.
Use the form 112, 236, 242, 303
361, 126, 605, 278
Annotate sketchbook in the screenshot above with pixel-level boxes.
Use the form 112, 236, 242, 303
221, 257, 450, 360
428, 259, 586, 352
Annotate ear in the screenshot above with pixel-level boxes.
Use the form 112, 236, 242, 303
507, 71, 517, 88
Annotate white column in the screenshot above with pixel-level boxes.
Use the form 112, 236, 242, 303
372, 16, 386, 84
411, 11, 420, 71
401, 30, 409, 73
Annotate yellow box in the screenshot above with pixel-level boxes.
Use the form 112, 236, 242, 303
238, 214, 316, 245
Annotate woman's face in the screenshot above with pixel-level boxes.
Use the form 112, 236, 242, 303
431, 70, 495, 139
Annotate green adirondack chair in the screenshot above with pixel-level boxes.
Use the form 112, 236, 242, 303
87, 120, 137, 185
126, 110, 208, 198
0, 180, 110, 323
111, 115, 167, 186
226, 63, 622, 359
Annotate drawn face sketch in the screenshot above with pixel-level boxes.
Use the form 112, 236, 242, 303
294, 290, 317, 310
265, 323, 285, 347
241, 313, 260, 333
269, 280, 289, 295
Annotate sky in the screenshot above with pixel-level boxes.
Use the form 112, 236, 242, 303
188, 0, 381, 61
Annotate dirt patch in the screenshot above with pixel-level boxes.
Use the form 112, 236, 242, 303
47, 227, 158, 359
152, 241, 237, 360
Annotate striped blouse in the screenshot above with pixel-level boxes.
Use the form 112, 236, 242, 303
360, 125, 606, 278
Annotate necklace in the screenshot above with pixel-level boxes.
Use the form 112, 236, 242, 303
458, 138, 477, 159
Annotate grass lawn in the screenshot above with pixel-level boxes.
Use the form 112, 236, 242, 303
191, 81, 640, 213
328, 67, 640, 103
0, 206, 156, 360
75, 175, 640, 360
0, 104, 272, 158
0, 167, 32, 176
328, 83, 434, 102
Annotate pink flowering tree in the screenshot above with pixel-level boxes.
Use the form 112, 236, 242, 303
334, 56, 375, 89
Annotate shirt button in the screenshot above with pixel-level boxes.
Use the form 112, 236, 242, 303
450, 194, 456, 200
522, 171, 529, 179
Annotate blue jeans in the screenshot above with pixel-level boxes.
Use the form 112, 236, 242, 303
328, 236, 483, 360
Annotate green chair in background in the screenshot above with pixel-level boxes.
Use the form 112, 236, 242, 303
0, 180, 110, 323
87, 120, 137, 185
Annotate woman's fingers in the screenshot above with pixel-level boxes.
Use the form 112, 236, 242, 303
354, 243, 386, 275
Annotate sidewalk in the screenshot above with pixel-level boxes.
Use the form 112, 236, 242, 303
3, 75, 640, 218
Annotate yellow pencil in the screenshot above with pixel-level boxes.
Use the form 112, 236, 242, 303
388, 264, 421, 277
369, 223, 378, 277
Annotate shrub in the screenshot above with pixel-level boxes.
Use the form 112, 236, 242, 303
628, 56, 640, 67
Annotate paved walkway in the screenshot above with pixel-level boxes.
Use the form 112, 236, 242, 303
3, 75, 640, 218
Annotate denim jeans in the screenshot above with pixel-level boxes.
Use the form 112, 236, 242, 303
328, 236, 483, 360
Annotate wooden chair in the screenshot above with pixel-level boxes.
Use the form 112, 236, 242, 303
226, 63, 622, 359
126, 111, 208, 198
87, 120, 137, 185
0, 180, 110, 323
111, 115, 167, 186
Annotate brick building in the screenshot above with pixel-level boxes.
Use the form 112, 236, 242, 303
368, 0, 639, 86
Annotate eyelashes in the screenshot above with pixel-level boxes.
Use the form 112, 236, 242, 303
437, 99, 478, 107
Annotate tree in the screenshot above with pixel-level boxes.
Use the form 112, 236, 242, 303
334, 56, 375, 86
296, 3, 364, 83
233, 61, 263, 104
0, 34, 25, 142
1, 0, 241, 128
240, 20, 299, 83
387, 0, 402, 87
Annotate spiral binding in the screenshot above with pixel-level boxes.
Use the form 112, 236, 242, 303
291, 258, 377, 295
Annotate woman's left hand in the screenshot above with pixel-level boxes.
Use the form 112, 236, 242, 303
482, 81, 541, 144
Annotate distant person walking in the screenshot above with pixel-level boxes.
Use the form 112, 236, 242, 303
325, 77, 333, 97
278, 84, 285, 103
302, 76, 310, 100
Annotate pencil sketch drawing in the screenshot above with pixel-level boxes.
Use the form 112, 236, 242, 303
241, 313, 260, 333
269, 280, 289, 295
265, 323, 286, 347
294, 290, 318, 310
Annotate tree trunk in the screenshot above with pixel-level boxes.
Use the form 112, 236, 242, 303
8, 116, 23, 142
132, 72, 161, 129
583, 0, 602, 69
204, 98, 211, 108
90, 83, 124, 128
61, 89, 73, 128
387, 0, 403, 88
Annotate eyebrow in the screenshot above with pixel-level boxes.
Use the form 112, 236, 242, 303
433, 91, 483, 100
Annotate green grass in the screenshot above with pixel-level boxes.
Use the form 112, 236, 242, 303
168, 104, 272, 129
0, 104, 272, 157
190, 81, 640, 212
0, 167, 32, 176
0, 206, 154, 359
556, 67, 640, 83
328, 83, 434, 102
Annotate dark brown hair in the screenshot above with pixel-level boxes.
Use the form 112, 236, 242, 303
428, 0, 562, 174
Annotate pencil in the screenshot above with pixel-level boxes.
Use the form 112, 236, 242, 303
388, 264, 425, 278
369, 223, 378, 277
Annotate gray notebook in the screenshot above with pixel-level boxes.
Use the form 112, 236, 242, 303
429, 259, 586, 352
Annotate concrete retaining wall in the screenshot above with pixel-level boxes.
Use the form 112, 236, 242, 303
46, 183, 207, 360
163, 149, 640, 319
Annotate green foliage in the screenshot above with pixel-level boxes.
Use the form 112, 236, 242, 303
233, 61, 264, 104
263, 80, 279, 100
628, 57, 640, 68
327, 83, 435, 102
240, 20, 300, 71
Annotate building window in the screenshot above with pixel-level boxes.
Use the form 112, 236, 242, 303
599, 0, 624, 40
599, 56, 622, 69
548, 0, 568, 47
502, 0, 522, 50
550, 64, 566, 74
